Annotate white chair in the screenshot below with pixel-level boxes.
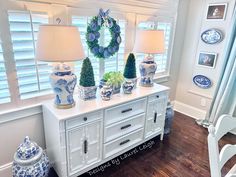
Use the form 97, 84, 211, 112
208, 114, 236, 177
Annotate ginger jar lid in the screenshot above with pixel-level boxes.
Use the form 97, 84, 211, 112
14, 136, 43, 165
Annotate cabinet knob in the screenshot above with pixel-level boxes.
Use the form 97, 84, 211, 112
156, 95, 159, 98
83, 117, 88, 121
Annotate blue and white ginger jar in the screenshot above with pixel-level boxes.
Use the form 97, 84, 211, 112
12, 136, 50, 177
50, 63, 77, 109
139, 56, 157, 87
123, 80, 134, 94
100, 85, 113, 101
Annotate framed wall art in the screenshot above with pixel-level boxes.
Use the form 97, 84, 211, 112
206, 3, 228, 20
201, 28, 223, 44
197, 52, 217, 68
193, 75, 212, 89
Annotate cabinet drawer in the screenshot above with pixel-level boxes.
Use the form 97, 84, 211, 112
104, 98, 146, 126
104, 113, 145, 143
148, 91, 168, 102
66, 110, 103, 129
103, 128, 143, 159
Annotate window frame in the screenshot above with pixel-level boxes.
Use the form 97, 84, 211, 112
0, 2, 177, 110
0, 1, 54, 109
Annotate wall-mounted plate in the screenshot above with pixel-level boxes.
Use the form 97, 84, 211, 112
201, 29, 223, 44
193, 75, 212, 89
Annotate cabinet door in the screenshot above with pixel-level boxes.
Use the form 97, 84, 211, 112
145, 96, 167, 138
152, 96, 167, 133
67, 126, 86, 175
84, 121, 101, 166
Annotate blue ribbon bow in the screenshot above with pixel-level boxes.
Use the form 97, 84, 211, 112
97, 8, 113, 28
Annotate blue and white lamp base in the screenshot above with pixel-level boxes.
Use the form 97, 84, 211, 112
139, 55, 157, 87
50, 63, 77, 109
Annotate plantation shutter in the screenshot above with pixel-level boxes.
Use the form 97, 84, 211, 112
0, 40, 11, 104
72, 16, 100, 83
72, 16, 126, 84
8, 11, 52, 99
104, 19, 126, 73
137, 21, 172, 76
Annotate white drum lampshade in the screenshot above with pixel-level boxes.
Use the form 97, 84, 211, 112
36, 25, 85, 62
36, 25, 85, 109
133, 30, 165, 87
133, 30, 165, 54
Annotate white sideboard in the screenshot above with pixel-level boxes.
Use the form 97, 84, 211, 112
42, 84, 169, 177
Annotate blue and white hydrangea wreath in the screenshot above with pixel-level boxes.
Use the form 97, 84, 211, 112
86, 9, 122, 59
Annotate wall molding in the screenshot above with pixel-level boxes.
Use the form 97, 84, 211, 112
0, 105, 42, 124
0, 162, 12, 177
173, 100, 206, 120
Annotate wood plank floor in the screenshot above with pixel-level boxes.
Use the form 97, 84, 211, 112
49, 112, 236, 177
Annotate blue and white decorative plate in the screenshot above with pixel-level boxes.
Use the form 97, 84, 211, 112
193, 75, 212, 89
201, 29, 223, 44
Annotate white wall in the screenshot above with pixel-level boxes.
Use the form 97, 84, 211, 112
0, 106, 45, 176
161, 0, 189, 100
0, 0, 183, 176
174, 0, 236, 119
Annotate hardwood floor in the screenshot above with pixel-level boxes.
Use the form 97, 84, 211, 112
49, 112, 236, 177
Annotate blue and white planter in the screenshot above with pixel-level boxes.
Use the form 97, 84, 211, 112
123, 80, 134, 94
12, 136, 50, 177
78, 85, 97, 100
139, 56, 157, 87
50, 64, 77, 109
100, 85, 113, 101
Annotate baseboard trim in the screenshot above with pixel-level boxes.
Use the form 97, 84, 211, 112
173, 100, 206, 120
0, 162, 12, 177
230, 129, 236, 135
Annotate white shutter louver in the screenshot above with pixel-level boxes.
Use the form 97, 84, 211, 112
104, 19, 126, 73
72, 16, 100, 83
0, 40, 11, 104
72, 16, 126, 84
8, 11, 52, 99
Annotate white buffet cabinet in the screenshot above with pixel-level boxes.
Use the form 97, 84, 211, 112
42, 84, 169, 177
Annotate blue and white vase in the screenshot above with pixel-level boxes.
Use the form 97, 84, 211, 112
12, 136, 50, 177
50, 63, 77, 109
139, 56, 157, 87
123, 80, 134, 94
100, 85, 113, 101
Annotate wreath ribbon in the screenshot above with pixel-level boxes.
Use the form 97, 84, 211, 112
98, 9, 113, 28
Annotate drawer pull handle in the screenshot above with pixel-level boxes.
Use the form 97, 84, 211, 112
120, 139, 130, 146
83, 117, 88, 121
156, 95, 159, 98
120, 124, 131, 130
84, 140, 88, 154
154, 112, 157, 123
121, 108, 132, 113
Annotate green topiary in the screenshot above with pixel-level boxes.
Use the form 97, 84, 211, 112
79, 57, 95, 87
123, 53, 136, 79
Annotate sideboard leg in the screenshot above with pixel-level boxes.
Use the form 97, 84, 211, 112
160, 133, 164, 141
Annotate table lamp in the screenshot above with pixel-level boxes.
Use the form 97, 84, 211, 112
36, 25, 85, 109
133, 30, 165, 87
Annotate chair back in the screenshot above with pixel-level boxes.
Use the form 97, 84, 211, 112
208, 114, 236, 177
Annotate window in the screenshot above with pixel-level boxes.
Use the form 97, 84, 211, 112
136, 16, 173, 77
0, 3, 177, 108
0, 40, 11, 104
72, 16, 126, 84
8, 11, 51, 99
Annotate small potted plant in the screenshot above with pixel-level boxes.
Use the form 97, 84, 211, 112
101, 71, 124, 94
123, 53, 137, 88
78, 57, 97, 100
